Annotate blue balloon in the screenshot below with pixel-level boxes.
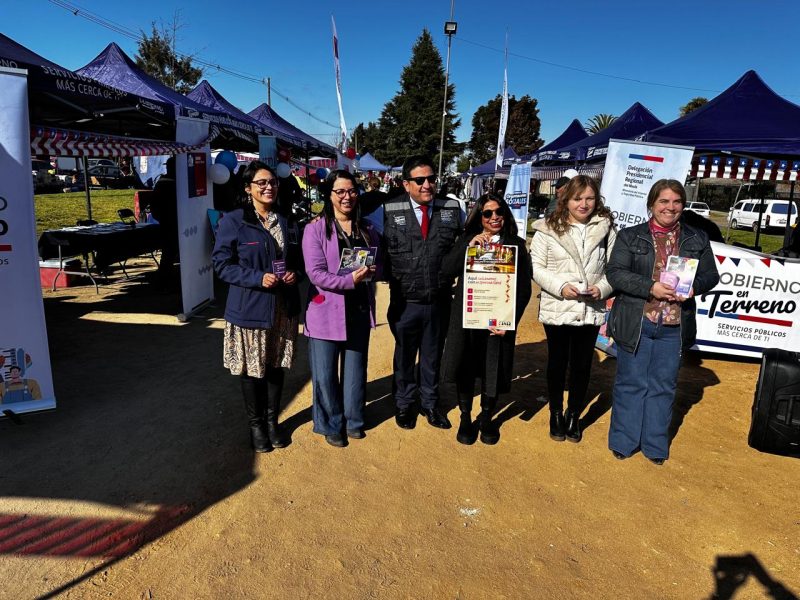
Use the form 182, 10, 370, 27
215, 150, 237, 172
316, 168, 328, 179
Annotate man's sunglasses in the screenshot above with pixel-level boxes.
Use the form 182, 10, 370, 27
405, 175, 437, 185
481, 209, 504, 219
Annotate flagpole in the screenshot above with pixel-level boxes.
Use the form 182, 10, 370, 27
331, 15, 348, 153
495, 32, 509, 170
437, 0, 456, 183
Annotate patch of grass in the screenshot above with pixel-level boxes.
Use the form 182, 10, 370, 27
34, 189, 137, 236
722, 228, 787, 254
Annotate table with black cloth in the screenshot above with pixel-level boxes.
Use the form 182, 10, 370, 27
38, 222, 162, 288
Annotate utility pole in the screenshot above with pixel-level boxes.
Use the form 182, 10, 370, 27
437, 0, 457, 183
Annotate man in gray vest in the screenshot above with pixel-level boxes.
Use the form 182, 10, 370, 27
383, 155, 464, 430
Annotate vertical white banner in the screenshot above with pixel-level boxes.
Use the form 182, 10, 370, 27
0, 68, 56, 415
175, 117, 214, 320
600, 139, 694, 230
495, 42, 509, 170
331, 16, 348, 152
504, 161, 532, 235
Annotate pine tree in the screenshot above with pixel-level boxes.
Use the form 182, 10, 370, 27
135, 17, 202, 94
468, 94, 543, 163
371, 29, 462, 167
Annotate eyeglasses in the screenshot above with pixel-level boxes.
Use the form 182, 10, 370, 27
481, 209, 504, 219
406, 175, 437, 185
251, 178, 278, 188
332, 188, 359, 198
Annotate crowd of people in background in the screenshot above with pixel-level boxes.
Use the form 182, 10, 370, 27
210, 153, 720, 465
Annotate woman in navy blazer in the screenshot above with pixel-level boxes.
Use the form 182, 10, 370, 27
212, 161, 302, 453
302, 170, 381, 447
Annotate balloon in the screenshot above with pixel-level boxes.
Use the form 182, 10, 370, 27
308, 173, 320, 185
276, 162, 292, 178
355, 154, 361, 160
209, 163, 230, 185
214, 150, 237, 172
316, 167, 328, 179
346, 147, 356, 160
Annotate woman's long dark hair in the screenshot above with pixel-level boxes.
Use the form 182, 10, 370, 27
319, 169, 365, 240
464, 193, 518, 238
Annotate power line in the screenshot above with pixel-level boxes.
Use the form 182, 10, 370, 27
47, 0, 340, 128
454, 36, 800, 98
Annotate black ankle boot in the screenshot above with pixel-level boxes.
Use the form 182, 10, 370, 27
456, 393, 477, 445
241, 376, 272, 453
478, 395, 499, 445
565, 410, 582, 443
549, 409, 566, 442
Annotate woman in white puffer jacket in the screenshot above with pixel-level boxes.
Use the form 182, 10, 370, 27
530, 175, 616, 443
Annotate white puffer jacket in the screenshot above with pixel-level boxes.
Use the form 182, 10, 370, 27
530, 214, 617, 326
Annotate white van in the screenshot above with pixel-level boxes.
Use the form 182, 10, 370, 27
728, 199, 798, 231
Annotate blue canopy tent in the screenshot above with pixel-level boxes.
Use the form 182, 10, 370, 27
77, 43, 259, 149
645, 70, 800, 156
557, 102, 664, 163
248, 103, 335, 155
467, 147, 519, 176
523, 119, 588, 163
0, 33, 174, 139
357, 152, 390, 172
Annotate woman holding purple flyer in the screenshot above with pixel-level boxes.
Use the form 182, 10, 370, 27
530, 175, 616, 444
606, 179, 719, 465
212, 161, 302, 454
302, 170, 381, 447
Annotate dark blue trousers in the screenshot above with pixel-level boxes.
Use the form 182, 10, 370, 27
609, 318, 682, 460
388, 298, 449, 410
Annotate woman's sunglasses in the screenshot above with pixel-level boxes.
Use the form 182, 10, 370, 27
481, 209, 504, 219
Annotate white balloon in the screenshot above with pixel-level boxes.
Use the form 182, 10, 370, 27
276, 162, 291, 178
210, 162, 230, 185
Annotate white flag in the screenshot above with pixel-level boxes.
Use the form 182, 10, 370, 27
495, 42, 509, 170
331, 16, 348, 152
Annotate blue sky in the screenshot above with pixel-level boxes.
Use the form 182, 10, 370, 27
3, 0, 800, 150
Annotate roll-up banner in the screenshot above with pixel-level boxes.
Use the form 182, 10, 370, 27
258, 135, 277, 169
600, 139, 694, 230
694, 243, 800, 358
504, 161, 532, 235
0, 67, 56, 415
175, 117, 214, 321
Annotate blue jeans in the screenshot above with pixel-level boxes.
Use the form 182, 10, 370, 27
308, 318, 370, 436
609, 318, 681, 459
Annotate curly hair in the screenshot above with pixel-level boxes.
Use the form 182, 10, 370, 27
545, 175, 613, 235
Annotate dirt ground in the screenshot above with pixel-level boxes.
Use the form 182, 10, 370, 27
1, 261, 798, 600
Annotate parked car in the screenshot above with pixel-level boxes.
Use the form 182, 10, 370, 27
728, 199, 798, 232
685, 201, 711, 218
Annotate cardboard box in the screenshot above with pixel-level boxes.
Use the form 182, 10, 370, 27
39, 259, 82, 289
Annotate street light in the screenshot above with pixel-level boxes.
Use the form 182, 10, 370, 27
437, 1, 456, 183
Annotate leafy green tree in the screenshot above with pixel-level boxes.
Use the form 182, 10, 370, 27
135, 18, 202, 94
369, 29, 463, 167
584, 113, 617, 134
455, 152, 472, 174
468, 94, 543, 163
679, 97, 708, 116
348, 122, 381, 155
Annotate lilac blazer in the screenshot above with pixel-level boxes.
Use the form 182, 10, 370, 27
302, 217, 382, 341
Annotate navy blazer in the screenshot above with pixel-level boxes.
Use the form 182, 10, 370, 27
212, 205, 302, 329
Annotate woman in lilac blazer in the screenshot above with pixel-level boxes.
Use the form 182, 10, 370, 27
302, 170, 382, 447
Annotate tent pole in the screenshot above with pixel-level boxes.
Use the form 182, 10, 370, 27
784, 181, 796, 248
82, 155, 92, 221
305, 148, 310, 202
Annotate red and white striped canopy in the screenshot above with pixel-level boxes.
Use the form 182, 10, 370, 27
691, 156, 800, 181
30, 126, 215, 158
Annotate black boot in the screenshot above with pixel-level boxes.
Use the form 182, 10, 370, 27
549, 408, 566, 442
241, 376, 271, 453
565, 409, 582, 443
478, 395, 500, 445
456, 392, 477, 445
265, 368, 289, 448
